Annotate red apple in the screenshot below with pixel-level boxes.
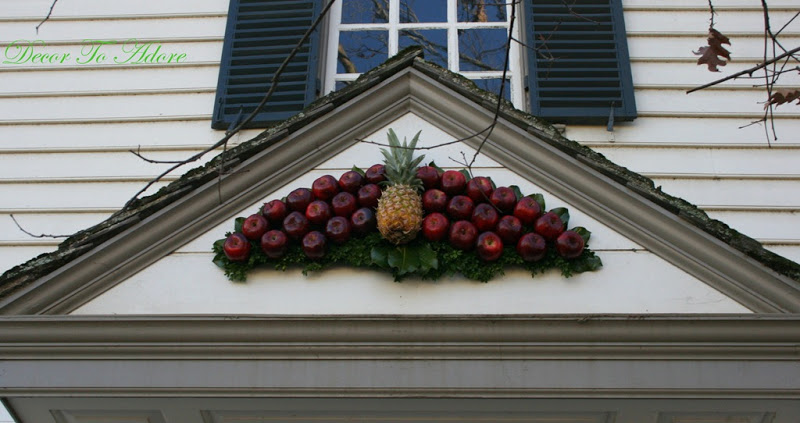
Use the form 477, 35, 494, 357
422, 212, 450, 242
262, 199, 288, 224
283, 211, 310, 240
223, 232, 251, 262
260, 229, 288, 259
311, 175, 339, 201
514, 196, 542, 226
331, 191, 358, 217
440, 170, 467, 196
365, 164, 386, 184
241, 213, 269, 240
449, 220, 478, 250
350, 207, 377, 235
471, 203, 499, 232
496, 215, 523, 245
446, 195, 474, 221
302, 231, 327, 259
535, 211, 565, 241
338, 170, 364, 194
357, 184, 381, 209
490, 186, 517, 214
517, 232, 547, 262
305, 200, 332, 225
325, 216, 352, 244
466, 176, 494, 204
556, 230, 585, 259
286, 188, 314, 212
416, 166, 441, 190
476, 231, 503, 261
422, 188, 448, 213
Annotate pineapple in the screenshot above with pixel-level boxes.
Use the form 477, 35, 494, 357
376, 129, 426, 245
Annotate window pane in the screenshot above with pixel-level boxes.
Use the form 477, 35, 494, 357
472, 78, 511, 100
399, 29, 447, 68
459, 28, 507, 71
338, 31, 389, 73
400, 0, 447, 23
342, 0, 389, 23
457, 0, 507, 22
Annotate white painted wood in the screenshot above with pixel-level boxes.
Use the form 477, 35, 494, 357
635, 88, 798, 116
0, 212, 112, 242
71, 250, 750, 315
629, 36, 800, 64
705, 210, 800, 241
4, 0, 229, 17
651, 178, 800, 208
0, 246, 58, 275
0, 181, 168, 209
624, 9, 800, 34
0, 121, 260, 150
0, 92, 215, 121
623, 0, 799, 7
3, 17, 225, 40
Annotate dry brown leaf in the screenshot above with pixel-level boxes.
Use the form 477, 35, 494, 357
694, 27, 732, 72
765, 89, 800, 108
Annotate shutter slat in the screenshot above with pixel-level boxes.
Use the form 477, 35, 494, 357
212, 0, 323, 129
525, 0, 636, 124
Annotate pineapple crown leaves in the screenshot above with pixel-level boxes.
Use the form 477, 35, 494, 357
380, 129, 425, 190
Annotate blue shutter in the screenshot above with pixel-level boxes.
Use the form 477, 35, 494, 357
524, 0, 636, 124
212, 0, 323, 130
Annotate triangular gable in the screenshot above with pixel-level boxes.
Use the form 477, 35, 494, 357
70, 112, 749, 314
1, 49, 799, 314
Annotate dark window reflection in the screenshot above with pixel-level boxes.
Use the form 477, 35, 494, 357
342, 0, 389, 23
400, 0, 447, 23
399, 29, 447, 68
459, 28, 507, 71
472, 78, 510, 100
338, 31, 389, 73
335, 81, 352, 91
457, 0, 507, 22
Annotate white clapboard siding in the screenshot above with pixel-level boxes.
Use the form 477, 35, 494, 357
3, 16, 226, 41
706, 210, 800, 242
0, 212, 112, 242
567, 118, 800, 145
631, 60, 800, 88
624, 0, 798, 7
4, 0, 229, 17
624, 9, 800, 33
0, 121, 261, 150
0, 181, 170, 209
651, 178, 800, 208
0, 245, 59, 275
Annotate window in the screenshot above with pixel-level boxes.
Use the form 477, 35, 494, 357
324, 0, 524, 107
213, 0, 635, 129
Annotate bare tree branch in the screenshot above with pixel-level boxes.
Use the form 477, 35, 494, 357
35, 0, 60, 34
686, 45, 800, 94
9, 214, 71, 239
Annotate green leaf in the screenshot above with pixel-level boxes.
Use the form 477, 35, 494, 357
370, 244, 391, 269
213, 255, 227, 269
572, 227, 591, 243
459, 169, 472, 181
234, 217, 246, 233
570, 252, 603, 273
213, 238, 226, 253
351, 165, 365, 177
509, 185, 523, 201
551, 207, 570, 228
529, 193, 545, 211
387, 246, 421, 275
428, 161, 445, 174
415, 243, 439, 271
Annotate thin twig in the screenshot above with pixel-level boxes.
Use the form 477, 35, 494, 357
356, 126, 493, 150
124, 0, 337, 209
9, 214, 71, 239
35, 0, 60, 34
686, 45, 800, 94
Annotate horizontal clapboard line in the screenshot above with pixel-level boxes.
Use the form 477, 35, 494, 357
630, 56, 792, 63
0, 145, 226, 154
0, 240, 63, 247
0, 114, 211, 125
0, 88, 216, 98
0, 36, 223, 48
624, 5, 800, 12
637, 111, 800, 119
0, 13, 227, 22
644, 173, 800, 181
0, 176, 181, 184
701, 205, 800, 212
635, 84, 773, 91
0, 208, 119, 214
627, 31, 800, 38
0, 61, 220, 73
583, 142, 800, 149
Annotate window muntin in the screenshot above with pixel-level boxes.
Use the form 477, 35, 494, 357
324, 0, 524, 108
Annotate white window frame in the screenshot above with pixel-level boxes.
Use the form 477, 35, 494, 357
323, 0, 525, 109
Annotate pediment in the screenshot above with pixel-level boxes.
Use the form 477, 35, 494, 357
1, 56, 799, 314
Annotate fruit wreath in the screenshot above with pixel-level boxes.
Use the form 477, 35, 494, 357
213, 129, 602, 282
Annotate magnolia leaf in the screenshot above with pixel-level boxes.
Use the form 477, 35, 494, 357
351, 165, 365, 176
551, 207, 570, 228
509, 185, 523, 200
572, 227, 591, 243
570, 252, 603, 273
370, 245, 391, 269
428, 161, 445, 174
415, 243, 439, 271
459, 169, 472, 181
387, 246, 421, 275
529, 193, 546, 211
213, 238, 226, 252
234, 217, 245, 233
